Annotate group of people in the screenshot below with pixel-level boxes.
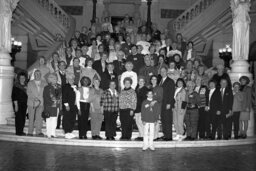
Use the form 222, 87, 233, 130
12, 15, 253, 151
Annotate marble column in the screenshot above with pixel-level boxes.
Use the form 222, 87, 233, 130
91, 0, 97, 24
0, 0, 19, 124
102, 1, 110, 20
133, 3, 141, 25
146, 0, 152, 31
229, 0, 254, 136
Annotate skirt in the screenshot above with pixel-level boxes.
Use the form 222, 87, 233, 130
239, 111, 250, 121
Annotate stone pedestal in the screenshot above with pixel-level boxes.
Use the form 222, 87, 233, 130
0, 51, 14, 124
229, 60, 254, 136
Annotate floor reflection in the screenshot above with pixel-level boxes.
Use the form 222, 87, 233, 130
0, 141, 255, 171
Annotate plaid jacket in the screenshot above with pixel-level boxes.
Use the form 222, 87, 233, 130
100, 89, 119, 112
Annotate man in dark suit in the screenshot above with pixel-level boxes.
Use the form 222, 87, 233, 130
62, 75, 77, 139
212, 78, 233, 140
159, 66, 175, 141
220, 78, 234, 140
205, 80, 222, 140
102, 63, 119, 90
92, 52, 108, 80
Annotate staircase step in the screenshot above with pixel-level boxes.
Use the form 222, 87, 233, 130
0, 131, 255, 148
0, 125, 168, 139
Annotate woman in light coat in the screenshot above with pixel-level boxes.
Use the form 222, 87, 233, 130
173, 78, 187, 141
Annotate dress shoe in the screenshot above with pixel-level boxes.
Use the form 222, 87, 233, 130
16, 132, 26, 136
37, 133, 45, 137
234, 136, 239, 140
184, 136, 191, 141
97, 136, 103, 140
142, 146, 148, 151
217, 137, 222, 140
110, 137, 115, 140
134, 137, 143, 141
149, 146, 155, 151
242, 134, 247, 139
51, 135, 56, 138
92, 136, 97, 140
27, 133, 33, 137
106, 137, 111, 140
79, 136, 87, 139
163, 137, 172, 141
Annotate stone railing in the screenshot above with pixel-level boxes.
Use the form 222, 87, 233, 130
37, 0, 70, 29
173, 0, 217, 31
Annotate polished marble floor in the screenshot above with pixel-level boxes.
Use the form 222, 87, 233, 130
0, 141, 255, 171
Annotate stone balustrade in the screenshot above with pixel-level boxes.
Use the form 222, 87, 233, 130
37, 0, 70, 29
173, 0, 217, 31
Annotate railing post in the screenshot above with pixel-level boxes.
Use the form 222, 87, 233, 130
91, 0, 97, 25
146, 0, 152, 32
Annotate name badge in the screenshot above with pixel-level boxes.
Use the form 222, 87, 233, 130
134, 58, 137, 61
149, 72, 153, 76
189, 95, 193, 98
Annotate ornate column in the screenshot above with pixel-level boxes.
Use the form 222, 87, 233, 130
91, 0, 97, 24
102, 1, 110, 20
229, 0, 254, 136
146, 0, 152, 31
133, 2, 141, 25
0, 0, 19, 124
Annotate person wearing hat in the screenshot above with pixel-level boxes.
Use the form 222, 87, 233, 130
43, 73, 62, 138
239, 76, 251, 139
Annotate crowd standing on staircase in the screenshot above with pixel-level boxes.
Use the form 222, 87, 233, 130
12, 15, 252, 151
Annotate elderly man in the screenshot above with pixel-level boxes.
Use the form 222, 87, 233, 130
27, 70, 47, 136
212, 64, 232, 89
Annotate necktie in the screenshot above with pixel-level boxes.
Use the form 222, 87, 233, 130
221, 88, 224, 100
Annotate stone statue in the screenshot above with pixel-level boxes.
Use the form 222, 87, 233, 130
0, 0, 19, 53
231, 0, 251, 60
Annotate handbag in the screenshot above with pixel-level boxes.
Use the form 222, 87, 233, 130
41, 111, 50, 119
181, 101, 187, 109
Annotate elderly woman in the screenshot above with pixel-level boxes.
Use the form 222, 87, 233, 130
43, 73, 62, 138
90, 78, 104, 140
27, 70, 47, 136
101, 80, 119, 140
184, 81, 201, 141
173, 78, 187, 141
12, 72, 28, 136
76, 76, 94, 139
62, 74, 77, 139
239, 76, 252, 139
134, 76, 149, 141
119, 77, 137, 140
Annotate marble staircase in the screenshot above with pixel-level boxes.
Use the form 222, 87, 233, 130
0, 118, 255, 148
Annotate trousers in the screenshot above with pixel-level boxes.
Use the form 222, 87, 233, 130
120, 109, 133, 139
104, 111, 118, 138
78, 102, 90, 137
46, 116, 57, 137
90, 112, 103, 136
28, 106, 43, 135
173, 108, 185, 135
15, 102, 27, 134
143, 123, 155, 148
62, 108, 77, 133
135, 113, 144, 137
161, 107, 173, 139
185, 109, 199, 138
